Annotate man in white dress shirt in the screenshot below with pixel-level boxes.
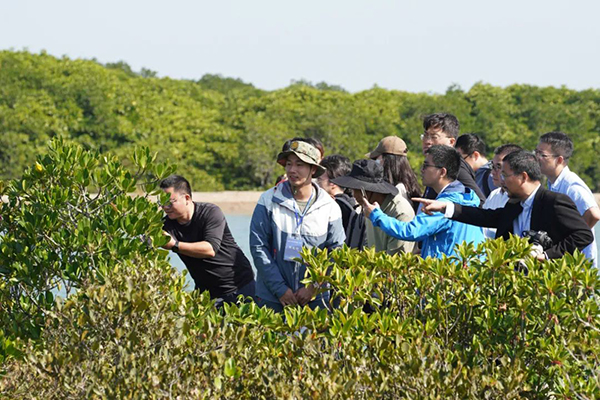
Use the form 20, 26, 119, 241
535, 132, 599, 268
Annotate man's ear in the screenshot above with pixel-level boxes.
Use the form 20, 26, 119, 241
448, 137, 456, 147
439, 167, 448, 179
472, 151, 481, 160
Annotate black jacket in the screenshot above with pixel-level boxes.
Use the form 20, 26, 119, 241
451, 187, 593, 259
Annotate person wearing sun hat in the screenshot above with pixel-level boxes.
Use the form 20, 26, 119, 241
332, 159, 416, 255
365, 136, 422, 209
250, 139, 345, 312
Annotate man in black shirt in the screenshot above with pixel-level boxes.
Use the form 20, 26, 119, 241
160, 175, 255, 305
420, 113, 486, 204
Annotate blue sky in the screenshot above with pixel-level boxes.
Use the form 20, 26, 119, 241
1, 0, 599, 93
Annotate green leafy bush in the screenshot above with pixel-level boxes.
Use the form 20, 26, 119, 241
0, 138, 173, 340
1, 141, 599, 398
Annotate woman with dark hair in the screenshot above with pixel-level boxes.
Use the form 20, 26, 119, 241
366, 136, 421, 209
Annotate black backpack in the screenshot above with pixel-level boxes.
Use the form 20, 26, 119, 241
335, 195, 367, 250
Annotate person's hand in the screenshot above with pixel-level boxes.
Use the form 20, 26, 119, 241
294, 286, 316, 306
411, 198, 448, 215
530, 244, 547, 262
161, 231, 175, 250
358, 195, 379, 219
279, 288, 298, 306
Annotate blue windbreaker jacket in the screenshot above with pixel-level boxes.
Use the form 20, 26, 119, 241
369, 181, 485, 258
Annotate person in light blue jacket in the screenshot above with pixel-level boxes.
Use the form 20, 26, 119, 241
250, 139, 346, 312
360, 145, 485, 259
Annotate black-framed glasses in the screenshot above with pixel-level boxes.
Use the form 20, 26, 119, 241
421, 163, 443, 170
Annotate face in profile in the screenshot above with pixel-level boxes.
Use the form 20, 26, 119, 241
420, 154, 442, 187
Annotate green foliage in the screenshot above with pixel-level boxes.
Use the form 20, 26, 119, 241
2, 50, 600, 191
1, 143, 598, 400
0, 139, 174, 343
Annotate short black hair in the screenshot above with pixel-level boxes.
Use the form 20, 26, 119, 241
160, 174, 192, 196
455, 133, 486, 156
426, 145, 460, 180
423, 113, 460, 139
539, 131, 573, 160
494, 143, 522, 157
320, 154, 351, 180
503, 150, 542, 182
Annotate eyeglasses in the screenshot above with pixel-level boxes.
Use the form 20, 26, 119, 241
420, 133, 447, 141
534, 149, 558, 159
461, 152, 473, 160
492, 163, 503, 171
500, 172, 516, 181
159, 196, 182, 208
421, 163, 443, 170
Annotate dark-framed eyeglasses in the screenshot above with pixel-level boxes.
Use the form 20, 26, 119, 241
421, 162, 443, 170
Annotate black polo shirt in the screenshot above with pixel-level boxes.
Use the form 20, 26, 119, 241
163, 202, 254, 298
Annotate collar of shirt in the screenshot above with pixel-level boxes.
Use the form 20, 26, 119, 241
438, 182, 451, 195
521, 184, 541, 209
548, 166, 570, 191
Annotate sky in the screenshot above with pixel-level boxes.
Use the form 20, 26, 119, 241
1, 0, 599, 93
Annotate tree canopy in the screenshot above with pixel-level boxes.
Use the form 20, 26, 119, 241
1, 50, 599, 191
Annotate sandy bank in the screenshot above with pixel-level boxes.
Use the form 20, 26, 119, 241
189, 191, 263, 214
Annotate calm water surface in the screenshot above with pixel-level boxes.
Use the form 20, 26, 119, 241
170, 214, 600, 291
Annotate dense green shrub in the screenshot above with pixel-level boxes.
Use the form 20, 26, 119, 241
0, 138, 173, 341
2, 242, 599, 398
1, 142, 599, 399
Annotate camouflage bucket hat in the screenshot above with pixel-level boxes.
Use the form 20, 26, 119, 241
277, 140, 326, 178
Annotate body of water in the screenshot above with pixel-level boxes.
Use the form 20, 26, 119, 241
170, 215, 600, 291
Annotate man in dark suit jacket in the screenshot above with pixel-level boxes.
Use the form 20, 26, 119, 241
414, 150, 593, 260
420, 113, 486, 204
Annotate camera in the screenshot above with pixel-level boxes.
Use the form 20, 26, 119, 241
522, 230, 553, 250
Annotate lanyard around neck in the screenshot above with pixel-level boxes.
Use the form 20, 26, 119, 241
290, 182, 314, 233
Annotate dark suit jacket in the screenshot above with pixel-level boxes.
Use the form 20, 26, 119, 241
425, 157, 486, 204
451, 186, 593, 259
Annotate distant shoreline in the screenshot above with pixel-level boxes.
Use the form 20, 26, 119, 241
189, 191, 263, 215
3, 192, 600, 216
194, 191, 600, 216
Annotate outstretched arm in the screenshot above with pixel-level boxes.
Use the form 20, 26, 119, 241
411, 197, 449, 215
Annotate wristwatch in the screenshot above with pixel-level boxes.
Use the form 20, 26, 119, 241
172, 239, 180, 253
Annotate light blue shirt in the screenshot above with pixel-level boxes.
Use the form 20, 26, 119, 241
513, 185, 540, 237
548, 166, 598, 268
